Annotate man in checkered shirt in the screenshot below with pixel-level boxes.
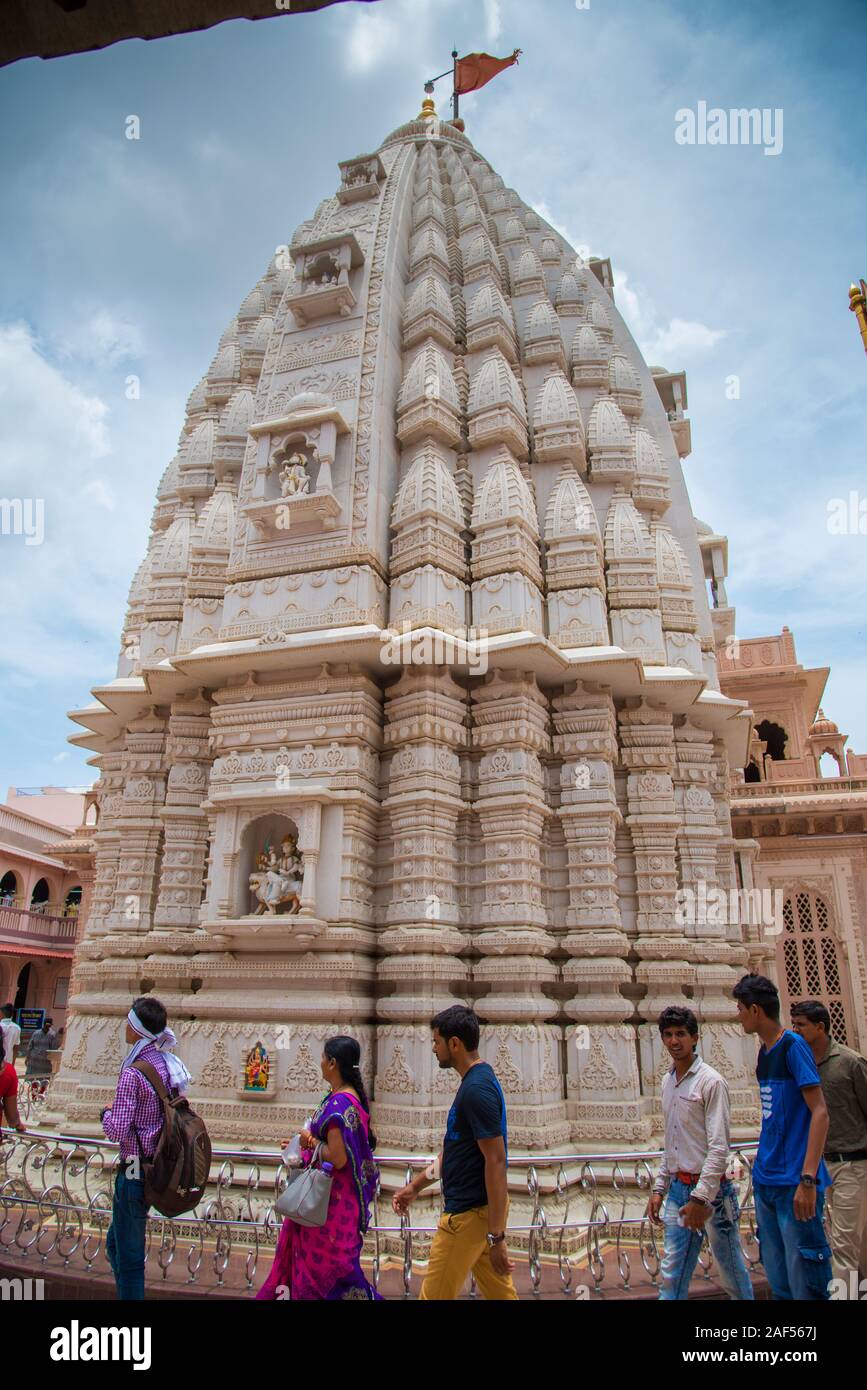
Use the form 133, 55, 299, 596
101, 996, 190, 1300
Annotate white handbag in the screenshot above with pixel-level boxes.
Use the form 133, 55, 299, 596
276, 1143, 333, 1227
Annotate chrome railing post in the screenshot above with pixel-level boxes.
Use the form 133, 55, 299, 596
400, 1163, 413, 1299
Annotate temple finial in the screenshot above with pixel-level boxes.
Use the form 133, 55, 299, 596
418, 83, 437, 121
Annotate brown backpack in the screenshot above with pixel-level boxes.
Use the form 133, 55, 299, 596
132, 1060, 212, 1218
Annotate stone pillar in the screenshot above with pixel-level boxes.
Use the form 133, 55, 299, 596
619, 701, 694, 1133
554, 683, 644, 1144
154, 690, 213, 930
674, 718, 723, 943
470, 670, 568, 1148
83, 753, 125, 940
339, 802, 378, 927
110, 710, 168, 935
374, 668, 469, 1149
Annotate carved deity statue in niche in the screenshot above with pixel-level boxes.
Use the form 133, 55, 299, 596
305, 253, 339, 287
244, 1041, 270, 1091
279, 452, 311, 497
248, 834, 304, 915
346, 162, 373, 187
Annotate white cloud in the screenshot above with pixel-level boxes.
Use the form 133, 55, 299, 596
612, 269, 655, 343
614, 268, 725, 366
54, 311, 144, 367
83, 479, 117, 511
0, 322, 111, 464
344, 0, 432, 73
0, 322, 141, 688
484, 0, 503, 42
648, 317, 727, 360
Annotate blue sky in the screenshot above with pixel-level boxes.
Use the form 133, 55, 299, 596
1, 0, 865, 790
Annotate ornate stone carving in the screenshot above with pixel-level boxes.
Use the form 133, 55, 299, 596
199, 1036, 235, 1089
284, 1042, 323, 1092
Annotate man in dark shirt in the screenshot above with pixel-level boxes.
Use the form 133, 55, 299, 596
392, 1005, 518, 1299
791, 999, 867, 1291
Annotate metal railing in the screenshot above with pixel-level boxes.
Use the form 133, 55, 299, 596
0, 1115, 762, 1298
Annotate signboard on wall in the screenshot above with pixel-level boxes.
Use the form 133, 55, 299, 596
18, 1007, 45, 1032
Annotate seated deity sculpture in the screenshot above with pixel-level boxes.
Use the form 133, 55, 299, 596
305, 255, 339, 288
279, 453, 311, 497
248, 834, 304, 915
244, 1041, 270, 1091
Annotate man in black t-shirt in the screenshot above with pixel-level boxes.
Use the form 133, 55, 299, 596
392, 1005, 518, 1299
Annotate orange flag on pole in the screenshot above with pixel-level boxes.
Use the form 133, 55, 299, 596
454, 49, 521, 96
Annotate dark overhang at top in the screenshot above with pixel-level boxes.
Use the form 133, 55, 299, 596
1, 0, 379, 68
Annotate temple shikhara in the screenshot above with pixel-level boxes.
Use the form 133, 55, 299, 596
49, 96, 867, 1162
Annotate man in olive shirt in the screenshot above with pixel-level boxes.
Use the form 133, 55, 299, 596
791, 1000, 867, 1287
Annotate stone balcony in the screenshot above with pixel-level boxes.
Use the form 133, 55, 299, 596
0, 903, 78, 954
732, 774, 867, 802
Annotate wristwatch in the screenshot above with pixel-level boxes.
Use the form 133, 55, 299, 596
799, 1173, 817, 1187
486, 1231, 506, 1248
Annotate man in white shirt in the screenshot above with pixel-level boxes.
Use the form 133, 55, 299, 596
0, 1004, 21, 1063
647, 1005, 754, 1300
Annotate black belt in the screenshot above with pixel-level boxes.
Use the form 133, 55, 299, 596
826, 1149, 867, 1163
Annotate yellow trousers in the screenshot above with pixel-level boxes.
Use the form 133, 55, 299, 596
419, 1206, 519, 1301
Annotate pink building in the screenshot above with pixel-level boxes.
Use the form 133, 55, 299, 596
717, 630, 867, 1049
0, 787, 92, 1031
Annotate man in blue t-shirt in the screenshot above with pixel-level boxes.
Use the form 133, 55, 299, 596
734, 973, 833, 1300
392, 1005, 518, 1299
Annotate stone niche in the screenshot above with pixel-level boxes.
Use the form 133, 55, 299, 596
199, 798, 329, 947
337, 152, 385, 203
241, 811, 304, 917
285, 232, 364, 325
241, 392, 345, 536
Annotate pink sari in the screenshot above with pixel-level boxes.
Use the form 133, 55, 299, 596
256, 1093, 382, 1301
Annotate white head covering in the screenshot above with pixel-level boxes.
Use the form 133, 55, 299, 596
122, 1008, 193, 1090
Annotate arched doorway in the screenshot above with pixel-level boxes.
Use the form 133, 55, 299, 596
779, 890, 855, 1045
14, 962, 32, 1013
64, 886, 82, 917
756, 719, 787, 763
30, 878, 50, 913
0, 870, 18, 905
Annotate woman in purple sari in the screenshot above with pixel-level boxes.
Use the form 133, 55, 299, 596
257, 1035, 382, 1301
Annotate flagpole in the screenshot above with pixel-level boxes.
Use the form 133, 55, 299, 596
452, 48, 459, 121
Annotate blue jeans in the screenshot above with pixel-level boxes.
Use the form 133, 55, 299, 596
753, 1182, 832, 1301
659, 1178, 754, 1300
106, 1168, 148, 1300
